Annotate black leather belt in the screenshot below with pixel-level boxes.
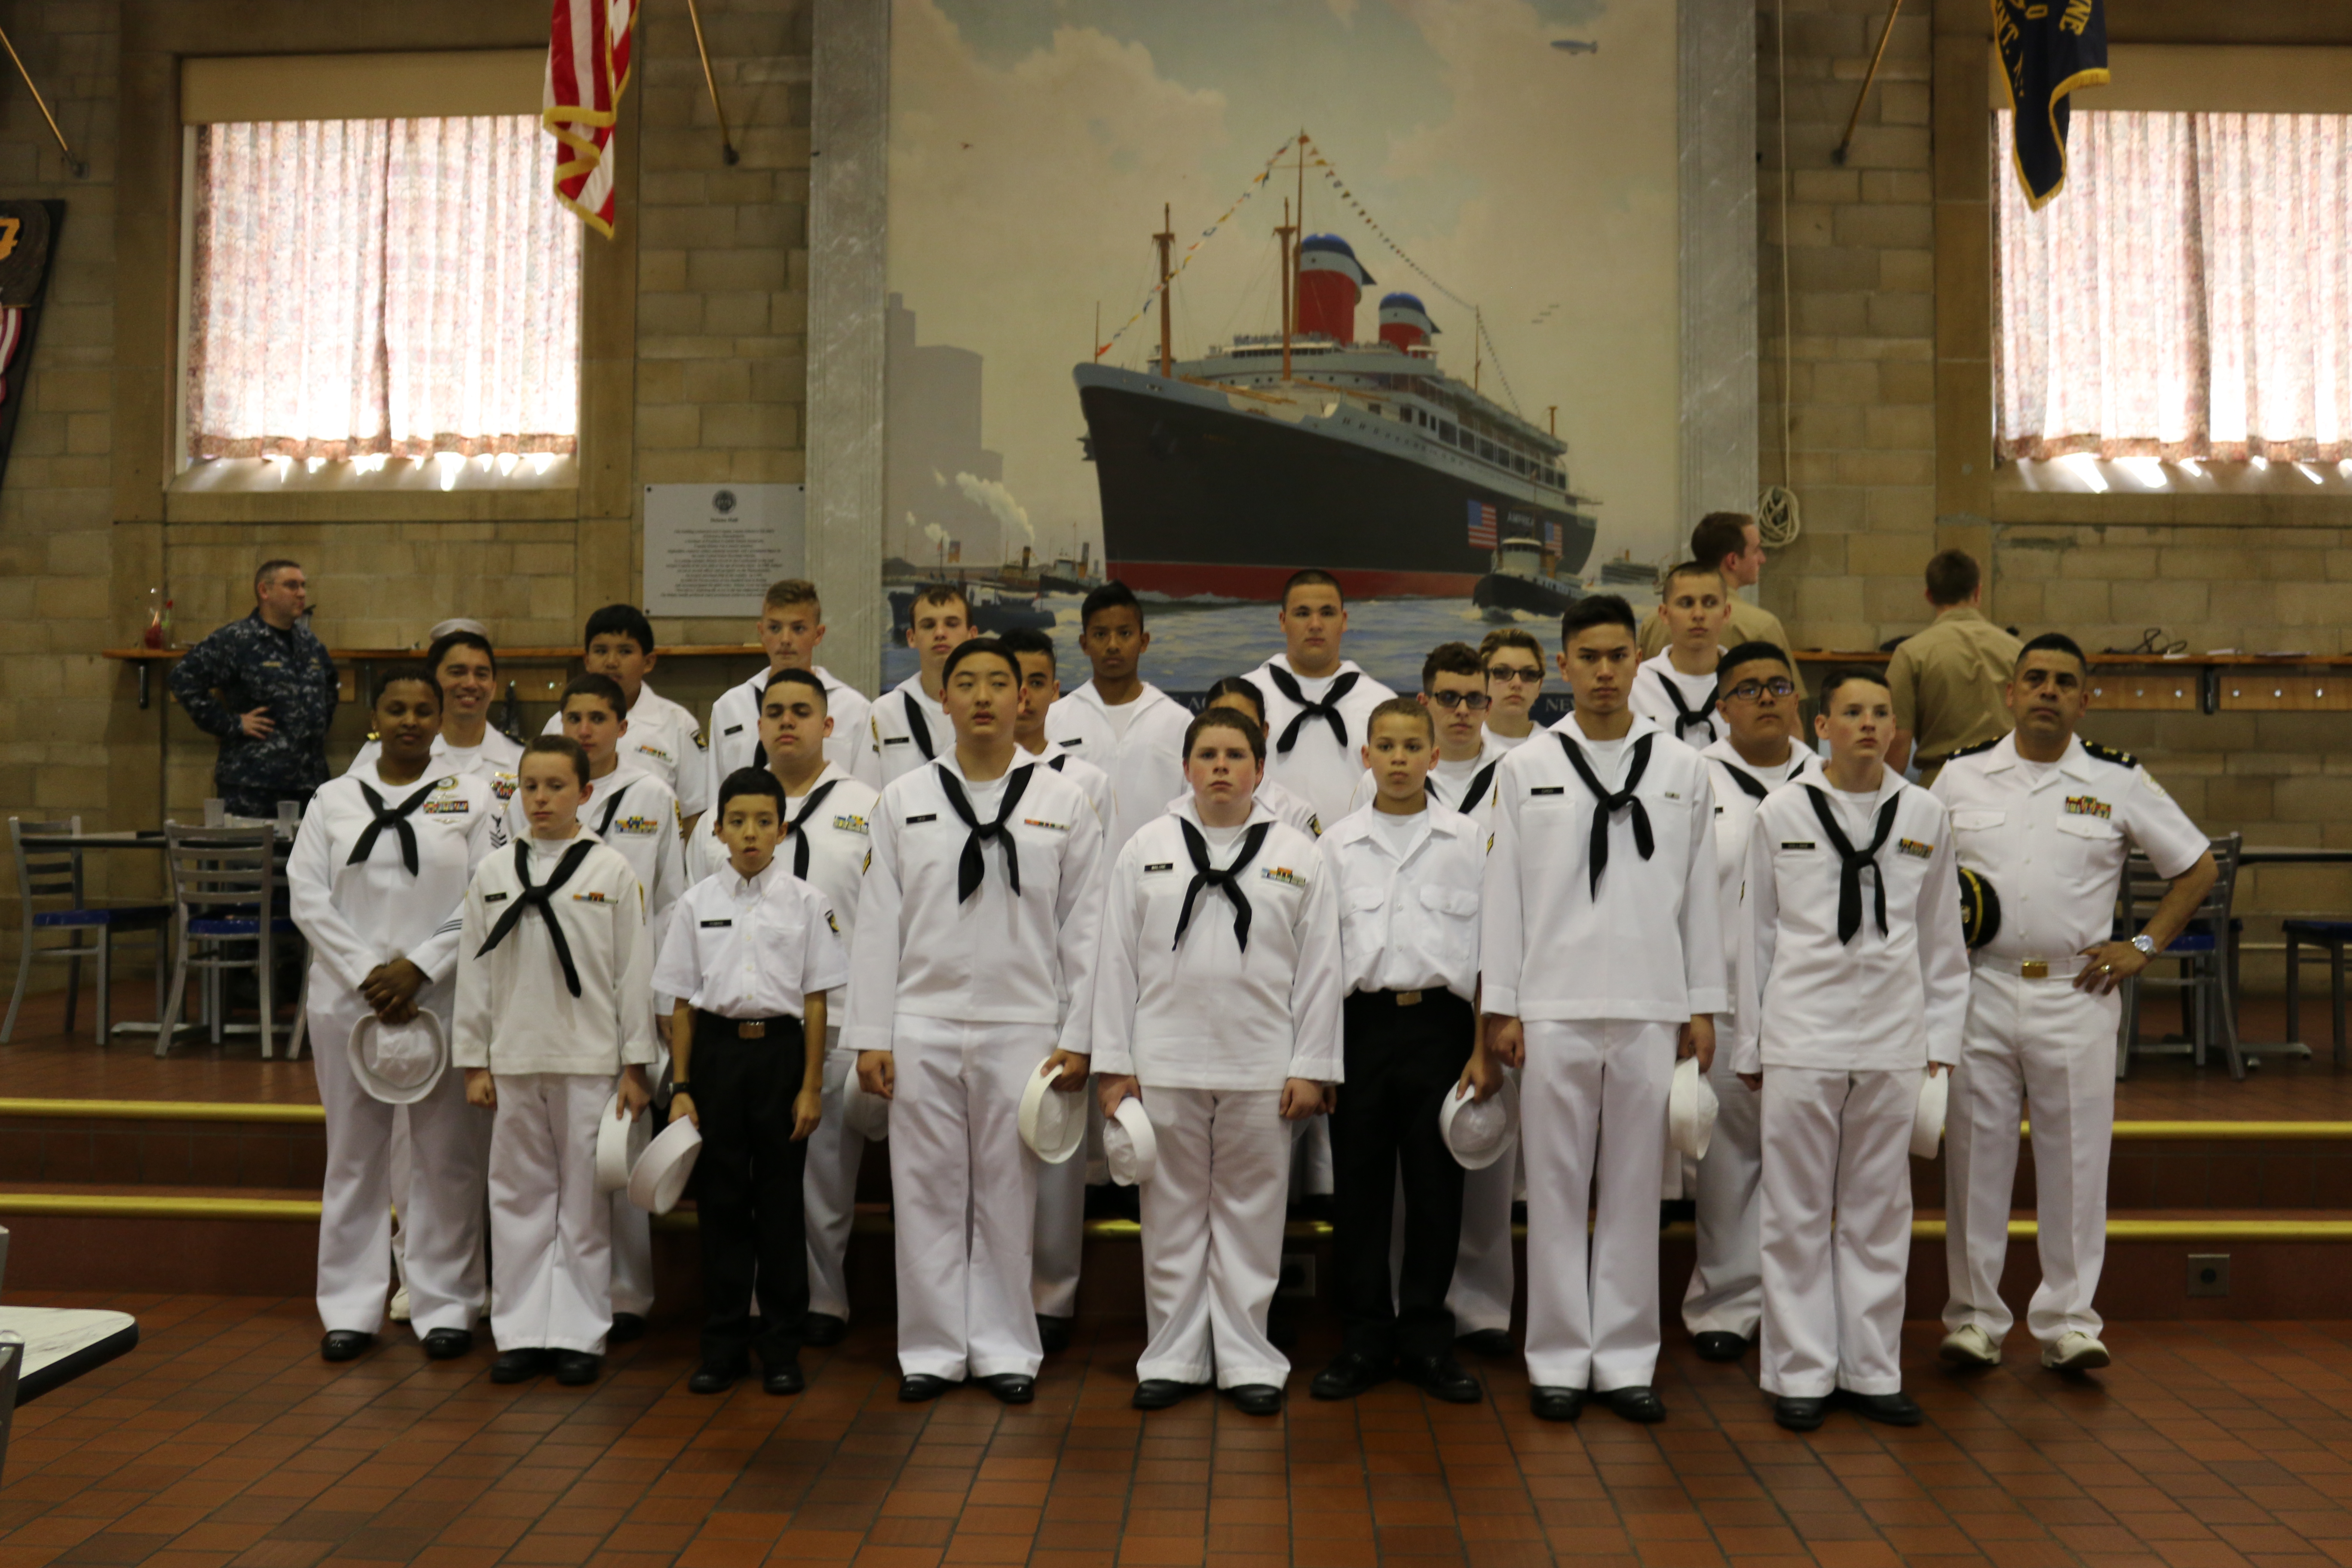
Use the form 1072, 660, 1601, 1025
694, 1009, 802, 1040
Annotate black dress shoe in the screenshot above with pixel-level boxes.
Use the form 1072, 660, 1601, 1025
1841, 1390, 1923, 1427
1774, 1395, 1829, 1431
1398, 1354, 1482, 1404
553, 1351, 601, 1386
491, 1348, 551, 1384
899, 1373, 954, 1403
607, 1313, 647, 1344
1692, 1332, 1748, 1363
1309, 1351, 1390, 1401
320, 1330, 374, 1363
802, 1312, 848, 1348
1455, 1328, 1515, 1359
421, 1328, 473, 1360
1603, 1386, 1667, 1424
689, 1359, 743, 1394
1532, 1385, 1587, 1422
1036, 1315, 1074, 1354
976, 1372, 1035, 1405
1131, 1379, 1203, 1411
762, 1360, 806, 1396
1227, 1384, 1284, 1416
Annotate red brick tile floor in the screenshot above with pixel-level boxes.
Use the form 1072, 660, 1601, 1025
6, 1294, 2352, 1568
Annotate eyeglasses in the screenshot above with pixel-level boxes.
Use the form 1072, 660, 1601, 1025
1485, 666, 1543, 684
1723, 677, 1798, 702
1427, 690, 1492, 711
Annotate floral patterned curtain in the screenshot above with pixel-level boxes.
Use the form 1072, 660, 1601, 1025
187, 115, 581, 461
1996, 110, 2352, 462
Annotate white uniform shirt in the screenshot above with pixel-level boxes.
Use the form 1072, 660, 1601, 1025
289, 769, 499, 996
1090, 801, 1342, 1090
453, 831, 658, 1076
1631, 653, 1722, 750
1932, 734, 2207, 965
653, 857, 850, 1021
689, 763, 878, 956
864, 675, 951, 791
346, 729, 523, 784
1700, 738, 1826, 972
704, 665, 870, 797
1029, 739, 1112, 830
509, 763, 686, 942
1343, 738, 1507, 832
1483, 725, 1537, 753
842, 756, 1106, 1058
1047, 681, 1192, 856
541, 682, 710, 820
1250, 656, 1399, 830
1321, 802, 1482, 1004
1165, 778, 1323, 839
1733, 769, 1970, 1074
1481, 714, 1727, 1023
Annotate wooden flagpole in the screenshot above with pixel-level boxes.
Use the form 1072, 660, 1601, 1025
681, 0, 740, 166
0, 21, 85, 178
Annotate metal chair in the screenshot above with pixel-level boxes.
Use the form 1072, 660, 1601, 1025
2282, 919, 2352, 1069
2117, 832, 2245, 1080
3, 818, 173, 1045
155, 824, 305, 1060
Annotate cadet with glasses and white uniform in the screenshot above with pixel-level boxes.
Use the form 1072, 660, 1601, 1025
290, 663, 498, 1365
1933, 634, 2215, 1377
1342, 643, 1507, 830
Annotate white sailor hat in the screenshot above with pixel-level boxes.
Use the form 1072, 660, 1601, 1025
1439, 1075, 1519, 1170
1668, 1056, 1721, 1162
595, 1090, 652, 1195
1912, 1069, 1951, 1160
1017, 1057, 1087, 1165
839, 1066, 890, 1142
628, 1116, 704, 1215
1104, 1096, 1159, 1186
347, 1011, 447, 1106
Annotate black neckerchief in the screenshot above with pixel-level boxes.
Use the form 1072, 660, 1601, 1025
1720, 763, 1773, 801
1264, 664, 1360, 755
936, 763, 1035, 902
351, 778, 441, 876
1655, 671, 1718, 745
1558, 732, 1656, 896
788, 777, 841, 879
1803, 784, 1902, 943
903, 695, 936, 761
595, 775, 634, 836
1174, 818, 1274, 951
1435, 756, 1502, 814
475, 838, 600, 997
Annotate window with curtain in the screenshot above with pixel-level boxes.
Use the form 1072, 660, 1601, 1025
1994, 109, 2352, 463
185, 114, 582, 463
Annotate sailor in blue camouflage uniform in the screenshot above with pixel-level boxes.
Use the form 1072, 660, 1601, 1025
168, 560, 340, 818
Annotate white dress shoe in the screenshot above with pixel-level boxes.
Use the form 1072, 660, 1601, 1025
1938, 1323, 2000, 1369
2042, 1331, 2110, 1372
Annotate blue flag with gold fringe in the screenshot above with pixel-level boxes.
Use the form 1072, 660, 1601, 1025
1994, 0, 2109, 209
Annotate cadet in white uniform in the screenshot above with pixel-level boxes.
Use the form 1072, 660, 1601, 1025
455, 738, 658, 1387
1045, 581, 1193, 858
1630, 563, 1732, 749
290, 664, 497, 1363
538, 604, 710, 823
1342, 643, 1507, 829
1092, 707, 1342, 1416
1683, 642, 1824, 1363
1482, 595, 1723, 1425
1933, 634, 2215, 1375
1170, 679, 1323, 839
1250, 571, 1398, 830
1735, 667, 1969, 1431
689, 668, 880, 1347
347, 628, 523, 784
703, 579, 871, 790
867, 584, 976, 790
845, 639, 1106, 1405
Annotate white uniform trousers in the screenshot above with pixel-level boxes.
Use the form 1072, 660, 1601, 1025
804, 1028, 865, 1322
1758, 1066, 1914, 1398
1031, 1096, 1095, 1320
1136, 1086, 1291, 1390
1683, 1048, 1764, 1338
887, 1015, 1047, 1381
488, 1072, 614, 1355
311, 992, 488, 1336
1521, 1019, 1674, 1391
1944, 970, 2117, 1348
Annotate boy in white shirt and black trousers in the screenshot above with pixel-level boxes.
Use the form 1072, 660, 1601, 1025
1314, 698, 1494, 1405
1091, 706, 1342, 1416
455, 736, 657, 1387
1735, 667, 1968, 1431
657, 768, 849, 1395
1482, 594, 1724, 1424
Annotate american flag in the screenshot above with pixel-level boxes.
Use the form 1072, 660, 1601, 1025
1545, 520, 1562, 552
1466, 500, 1498, 549
545, 0, 640, 237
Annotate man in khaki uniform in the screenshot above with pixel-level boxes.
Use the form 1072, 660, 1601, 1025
1886, 550, 2021, 784
1638, 513, 1805, 696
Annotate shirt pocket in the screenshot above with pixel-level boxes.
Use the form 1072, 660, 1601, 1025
1951, 808, 2005, 833
2052, 812, 2125, 879
1416, 883, 1479, 969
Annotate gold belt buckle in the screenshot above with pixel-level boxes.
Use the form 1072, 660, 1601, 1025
2020, 959, 2049, 980
1396, 989, 1423, 1007
737, 1020, 768, 1038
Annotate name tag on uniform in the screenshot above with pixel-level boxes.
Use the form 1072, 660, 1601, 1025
1531, 786, 1564, 797
1144, 861, 1175, 873
701, 918, 733, 928
1060, 737, 1084, 747
883, 735, 912, 747
485, 891, 510, 903
1779, 840, 1816, 850
1663, 790, 1681, 800
723, 724, 744, 737
907, 813, 937, 825
1897, 838, 1934, 859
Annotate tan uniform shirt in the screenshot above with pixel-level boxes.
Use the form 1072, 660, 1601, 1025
1887, 606, 2022, 775
1639, 594, 1806, 695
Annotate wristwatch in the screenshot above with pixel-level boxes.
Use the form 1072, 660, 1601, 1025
2130, 934, 2156, 956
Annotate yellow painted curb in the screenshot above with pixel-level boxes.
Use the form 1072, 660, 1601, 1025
0, 1097, 323, 1124
0, 1193, 320, 1221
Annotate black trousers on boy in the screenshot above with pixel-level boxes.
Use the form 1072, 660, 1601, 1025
691, 1011, 810, 1367
1330, 988, 1475, 1360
